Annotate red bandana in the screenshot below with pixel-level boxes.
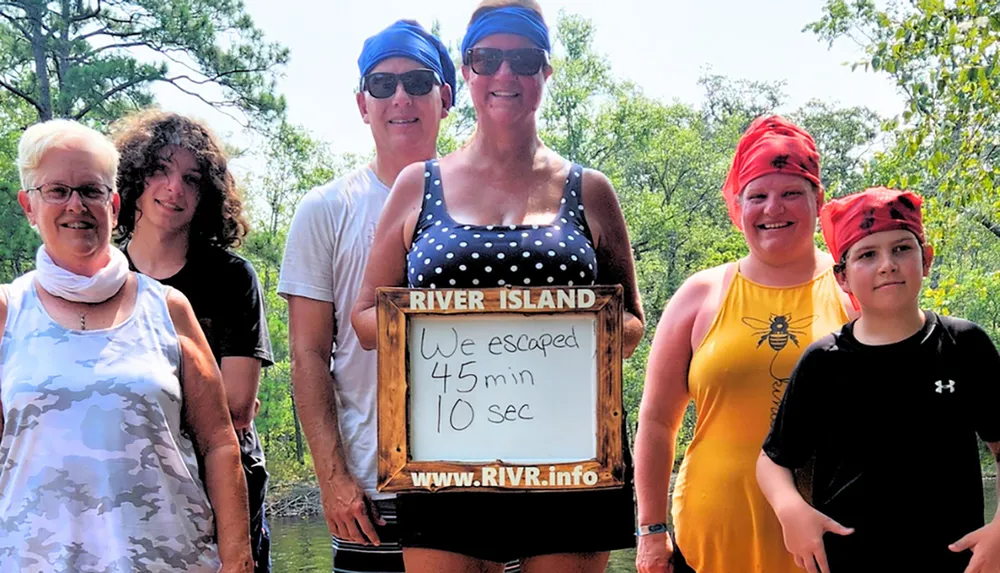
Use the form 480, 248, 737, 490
820, 187, 924, 264
721, 115, 823, 229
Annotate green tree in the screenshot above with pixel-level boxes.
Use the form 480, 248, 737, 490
237, 121, 355, 481
0, 0, 288, 124
0, 92, 39, 282
808, 0, 1000, 468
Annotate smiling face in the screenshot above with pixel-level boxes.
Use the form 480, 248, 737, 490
836, 228, 933, 315
739, 172, 823, 264
17, 142, 120, 274
462, 33, 551, 127
356, 57, 450, 158
134, 145, 202, 236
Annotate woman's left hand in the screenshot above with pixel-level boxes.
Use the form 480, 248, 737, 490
951, 521, 1000, 573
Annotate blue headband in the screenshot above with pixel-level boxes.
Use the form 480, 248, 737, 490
358, 20, 457, 106
460, 6, 550, 55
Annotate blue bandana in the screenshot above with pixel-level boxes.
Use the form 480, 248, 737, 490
358, 20, 457, 106
460, 6, 551, 55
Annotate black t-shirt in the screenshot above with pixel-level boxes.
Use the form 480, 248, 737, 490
123, 242, 273, 368
763, 311, 1000, 572
123, 242, 273, 465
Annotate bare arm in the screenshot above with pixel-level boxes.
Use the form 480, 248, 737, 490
756, 451, 808, 524
351, 162, 425, 350
633, 276, 705, 572
756, 451, 854, 573
167, 288, 251, 572
289, 295, 383, 544
220, 357, 262, 431
582, 169, 645, 358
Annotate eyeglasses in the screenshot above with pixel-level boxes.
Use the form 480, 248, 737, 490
361, 69, 440, 99
463, 47, 549, 76
27, 183, 113, 205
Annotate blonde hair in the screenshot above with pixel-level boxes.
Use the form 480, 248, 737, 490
469, 0, 546, 26
17, 119, 119, 191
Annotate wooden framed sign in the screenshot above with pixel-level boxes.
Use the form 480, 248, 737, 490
376, 285, 624, 493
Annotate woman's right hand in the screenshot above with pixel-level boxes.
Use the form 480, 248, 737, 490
636, 532, 674, 573
775, 499, 853, 573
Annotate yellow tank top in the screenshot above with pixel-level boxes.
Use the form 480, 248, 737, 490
671, 264, 848, 573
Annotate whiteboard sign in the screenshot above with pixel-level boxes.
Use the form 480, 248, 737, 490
376, 286, 625, 492
408, 314, 597, 463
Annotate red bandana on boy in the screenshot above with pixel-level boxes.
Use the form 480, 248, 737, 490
820, 186, 925, 264
721, 115, 823, 229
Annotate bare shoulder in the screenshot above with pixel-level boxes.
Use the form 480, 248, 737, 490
579, 167, 618, 206
672, 263, 731, 310
395, 160, 431, 190
164, 286, 197, 333
663, 262, 734, 343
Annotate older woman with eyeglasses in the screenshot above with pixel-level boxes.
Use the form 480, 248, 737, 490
350, 1, 645, 572
0, 119, 251, 572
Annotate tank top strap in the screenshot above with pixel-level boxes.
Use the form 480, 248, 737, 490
413, 159, 447, 238
559, 163, 594, 242
0, 272, 36, 369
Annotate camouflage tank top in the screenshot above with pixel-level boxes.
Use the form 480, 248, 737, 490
0, 272, 220, 572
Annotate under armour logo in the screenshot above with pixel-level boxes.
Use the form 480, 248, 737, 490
935, 380, 956, 394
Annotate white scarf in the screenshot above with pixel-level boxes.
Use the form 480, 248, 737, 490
35, 244, 130, 303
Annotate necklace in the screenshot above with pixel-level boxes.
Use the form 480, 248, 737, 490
77, 301, 103, 331
59, 280, 128, 331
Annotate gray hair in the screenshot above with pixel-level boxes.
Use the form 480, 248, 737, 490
17, 119, 119, 191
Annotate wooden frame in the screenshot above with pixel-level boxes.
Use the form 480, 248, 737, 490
376, 285, 624, 492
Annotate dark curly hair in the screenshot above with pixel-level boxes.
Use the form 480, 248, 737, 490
111, 109, 249, 249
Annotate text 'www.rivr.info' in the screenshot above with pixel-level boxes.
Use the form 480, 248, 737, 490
410, 465, 600, 488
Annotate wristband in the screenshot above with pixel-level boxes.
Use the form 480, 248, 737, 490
637, 522, 668, 536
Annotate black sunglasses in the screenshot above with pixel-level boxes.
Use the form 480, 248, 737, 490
463, 47, 549, 76
361, 69, 440, 99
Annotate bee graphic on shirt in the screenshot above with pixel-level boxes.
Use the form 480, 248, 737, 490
742, 314, 816, 352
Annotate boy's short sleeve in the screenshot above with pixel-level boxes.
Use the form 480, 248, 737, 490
218, 258, 273, 367
762, 343, 828, 469
962, 325, 1000, 443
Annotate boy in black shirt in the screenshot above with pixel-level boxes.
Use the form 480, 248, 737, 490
757, 187, 1000, 573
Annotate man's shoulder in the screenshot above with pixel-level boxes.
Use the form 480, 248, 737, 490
301, 166, 388, 212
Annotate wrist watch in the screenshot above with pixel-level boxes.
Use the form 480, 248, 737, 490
637, 522, 668, 536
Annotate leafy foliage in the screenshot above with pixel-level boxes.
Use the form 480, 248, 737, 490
0, 0, 287, 124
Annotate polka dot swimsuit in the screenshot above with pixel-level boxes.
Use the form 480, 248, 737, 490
407, 160, 597, 289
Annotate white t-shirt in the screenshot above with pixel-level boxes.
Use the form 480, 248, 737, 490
278, 165, 392, 499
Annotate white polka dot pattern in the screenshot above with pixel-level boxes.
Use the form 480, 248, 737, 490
407, 161, 597, 289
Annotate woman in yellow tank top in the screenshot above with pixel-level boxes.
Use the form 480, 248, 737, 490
634, 116, 857, 573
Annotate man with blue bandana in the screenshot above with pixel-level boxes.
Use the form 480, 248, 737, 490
278, 19, 454, 573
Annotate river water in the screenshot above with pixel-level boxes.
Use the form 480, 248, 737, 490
269, 480, 997, 572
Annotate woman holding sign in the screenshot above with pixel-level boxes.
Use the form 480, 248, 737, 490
633, 116, 857, 573
351, 1, 644, 571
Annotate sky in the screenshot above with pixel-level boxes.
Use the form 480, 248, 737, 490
152, 0, 905, 171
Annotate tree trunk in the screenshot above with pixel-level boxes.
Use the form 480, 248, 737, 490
26, 1, 52, 120
54, 0, 72, 117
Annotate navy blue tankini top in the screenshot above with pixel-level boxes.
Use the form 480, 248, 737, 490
407, 162, 597, 289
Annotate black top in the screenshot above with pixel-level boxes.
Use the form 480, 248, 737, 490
406, 160, 597, 289
123, 242, 273, 368
763, 311, 1000, 572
